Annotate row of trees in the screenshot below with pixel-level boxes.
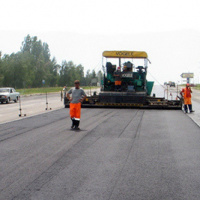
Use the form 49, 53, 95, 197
0, 35, 102, 88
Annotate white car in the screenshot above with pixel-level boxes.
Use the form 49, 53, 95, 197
0, 88, 20, 104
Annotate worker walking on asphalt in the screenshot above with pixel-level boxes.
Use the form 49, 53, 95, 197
67, 80, 86, 130
180, 83, 194, 113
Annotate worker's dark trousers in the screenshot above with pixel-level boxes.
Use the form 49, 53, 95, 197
188, 104, 193, 112
71, 118, 80, 128
74, 120, 80, 128
184, 104, 192, 112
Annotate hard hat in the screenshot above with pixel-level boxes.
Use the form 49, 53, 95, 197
186, 83, 190, 86
117, 66, 121, 70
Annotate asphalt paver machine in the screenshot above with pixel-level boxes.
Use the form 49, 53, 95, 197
65, 50, 182, 109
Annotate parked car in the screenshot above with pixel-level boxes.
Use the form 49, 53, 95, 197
165, 81, 176, 87
169, 82, 175, 87
0, 88, 20, 104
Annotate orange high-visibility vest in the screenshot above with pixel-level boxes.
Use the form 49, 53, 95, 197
70, 102, 81, 120
182, 88, 191, 98
182, 88, 192, 105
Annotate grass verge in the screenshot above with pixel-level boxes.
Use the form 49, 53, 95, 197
17, 86, 100, 95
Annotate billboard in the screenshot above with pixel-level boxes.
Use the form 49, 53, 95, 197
180, 73, 194, 78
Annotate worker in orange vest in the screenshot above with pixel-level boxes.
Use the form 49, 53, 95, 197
67, 80, 86, 130
180, 83, 194, 113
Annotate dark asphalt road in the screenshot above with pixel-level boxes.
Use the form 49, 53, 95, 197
0, 108, 200, 200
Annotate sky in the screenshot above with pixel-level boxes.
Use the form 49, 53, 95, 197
1, 0, 200, 84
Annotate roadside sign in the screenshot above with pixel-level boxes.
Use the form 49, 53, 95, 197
180, 73, 194, 78
91, 78, 98, 84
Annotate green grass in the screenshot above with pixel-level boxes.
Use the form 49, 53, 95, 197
17, 86, 100, 95
196, 84, 200, 90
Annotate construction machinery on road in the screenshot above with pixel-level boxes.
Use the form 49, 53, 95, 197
64, 51, 182, 109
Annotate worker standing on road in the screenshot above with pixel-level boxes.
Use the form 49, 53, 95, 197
114, 66, 122, 91
63, 86, 67, 105
63, 86, 67, 96
67, 80, 86, 130
180, 83, 194, 113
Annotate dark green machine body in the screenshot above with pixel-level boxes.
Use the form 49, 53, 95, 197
100, 61, 154, 104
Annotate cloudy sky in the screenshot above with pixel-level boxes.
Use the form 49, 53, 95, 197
1, 0, 200, 84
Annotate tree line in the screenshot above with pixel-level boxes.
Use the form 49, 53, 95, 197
0, 35, 102, 88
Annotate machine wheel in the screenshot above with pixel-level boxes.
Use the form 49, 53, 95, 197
14, 96, 18, 103
6, 98, 10, 104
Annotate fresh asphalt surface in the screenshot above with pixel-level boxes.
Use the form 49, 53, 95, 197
1, 108, 200, 200
0, 86, 200, 200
